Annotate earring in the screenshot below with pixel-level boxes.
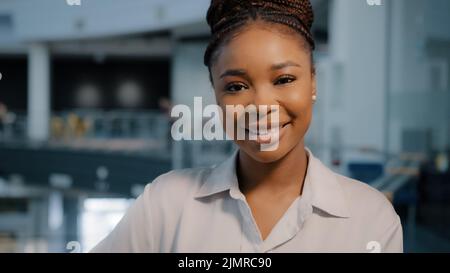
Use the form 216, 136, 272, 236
312, 95, 317, 102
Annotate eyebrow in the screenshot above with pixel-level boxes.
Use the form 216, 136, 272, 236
271, 61, 302, 71
219, 69, 247, 79
219, 61, 301, 79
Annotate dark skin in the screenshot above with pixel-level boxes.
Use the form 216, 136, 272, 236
210, 20, 317, 241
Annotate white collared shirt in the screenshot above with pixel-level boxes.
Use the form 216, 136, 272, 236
91, 148, 403, 253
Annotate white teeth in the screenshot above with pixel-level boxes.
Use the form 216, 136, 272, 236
245, 126, 280, 135
246, 127, 279, 139
246, 123, 281, 132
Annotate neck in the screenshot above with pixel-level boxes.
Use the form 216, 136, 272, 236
237, 141, 309, 196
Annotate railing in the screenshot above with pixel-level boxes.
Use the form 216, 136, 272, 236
370, 152, 425, 249
0, 109, 236, 168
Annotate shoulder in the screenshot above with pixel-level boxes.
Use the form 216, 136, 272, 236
333, 172, 403, 251
150, 166, 212, 189
335, 172, 400, 225
141, 166, 213, 207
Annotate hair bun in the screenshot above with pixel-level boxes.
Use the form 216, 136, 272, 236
206, 0, 314, 34
204, 0, 315, 67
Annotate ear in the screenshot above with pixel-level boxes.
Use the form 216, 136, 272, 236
311, 73, 317, 97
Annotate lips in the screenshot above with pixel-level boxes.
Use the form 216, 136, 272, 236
244, 121, 290, 132
243, 122, 291, 144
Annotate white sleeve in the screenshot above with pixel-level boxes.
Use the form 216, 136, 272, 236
89, 183, 155, 253
380, 215, 404, 253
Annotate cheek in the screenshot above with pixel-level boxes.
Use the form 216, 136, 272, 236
216, 93, 249, 124
217, 102, 239, 139
283, 82, 313, 119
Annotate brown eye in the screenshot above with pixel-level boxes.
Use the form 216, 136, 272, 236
274, 75, 296, 85
225, 83, 248, 93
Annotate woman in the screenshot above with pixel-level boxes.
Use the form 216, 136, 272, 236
92, 0, 403, 253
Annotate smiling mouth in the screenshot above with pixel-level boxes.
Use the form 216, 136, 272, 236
243, 122, 291, 143
244, 122, 290, 133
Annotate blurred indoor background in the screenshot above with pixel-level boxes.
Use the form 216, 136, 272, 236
0, 0, 449, 252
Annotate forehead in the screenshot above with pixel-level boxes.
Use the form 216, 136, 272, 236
212, 21, 310, 71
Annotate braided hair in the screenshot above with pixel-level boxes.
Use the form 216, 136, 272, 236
204, 0, 316, 77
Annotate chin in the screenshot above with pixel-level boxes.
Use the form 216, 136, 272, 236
237, 141, 292, 163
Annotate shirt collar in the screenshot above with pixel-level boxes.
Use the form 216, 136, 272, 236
194, 147, 351, 218
195, 148, 240, 199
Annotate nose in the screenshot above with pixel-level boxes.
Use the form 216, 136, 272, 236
240, 86, 279, 128
250, 85, 279, 118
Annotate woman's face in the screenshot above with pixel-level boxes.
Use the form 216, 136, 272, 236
210, 21, 316, 163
